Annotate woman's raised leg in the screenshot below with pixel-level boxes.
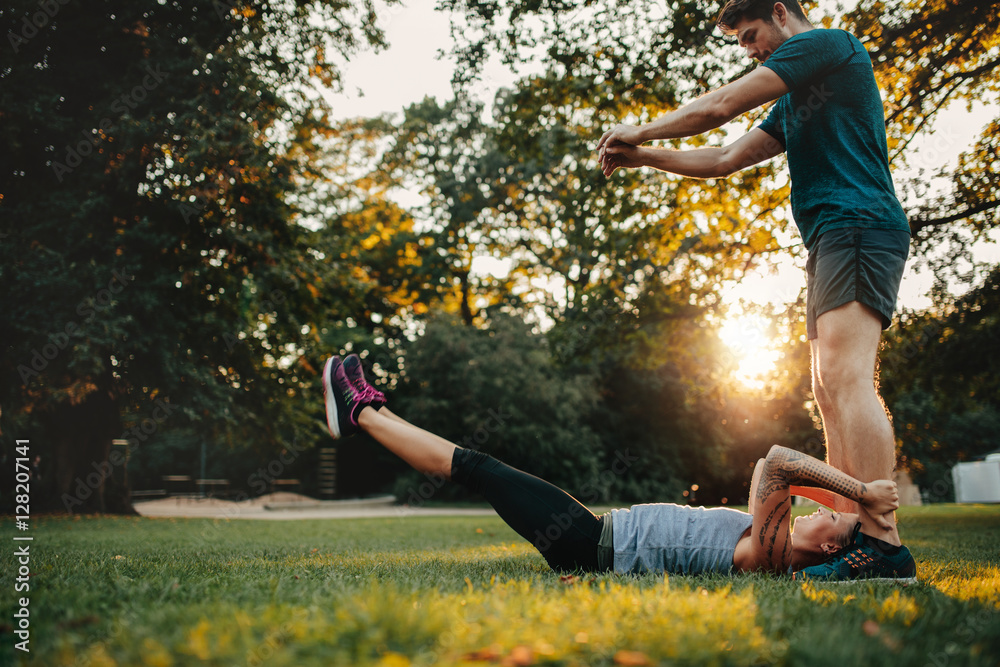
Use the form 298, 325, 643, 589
355, 406, 604, 572
356, 406, 455, 479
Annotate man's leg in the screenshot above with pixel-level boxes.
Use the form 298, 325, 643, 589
810, 301, 900, 546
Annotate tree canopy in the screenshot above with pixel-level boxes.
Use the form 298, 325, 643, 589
2, 0, 997, 511
0, 0, 397, 510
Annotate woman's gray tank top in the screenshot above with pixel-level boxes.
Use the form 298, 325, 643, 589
610, 503, 753, 575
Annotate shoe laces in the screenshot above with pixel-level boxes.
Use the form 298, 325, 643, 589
345, 361, 385, 402
356, 384, 384, 405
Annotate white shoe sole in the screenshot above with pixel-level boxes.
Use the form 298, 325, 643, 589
800, 576, 919, 585
323, 357, 342, 439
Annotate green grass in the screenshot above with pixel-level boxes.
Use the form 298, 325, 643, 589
2, 505, 998, 666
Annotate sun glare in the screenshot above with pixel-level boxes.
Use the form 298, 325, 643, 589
717, 314, 782, 389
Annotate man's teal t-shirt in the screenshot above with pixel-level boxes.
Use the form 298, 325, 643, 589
759, 29, 909, 250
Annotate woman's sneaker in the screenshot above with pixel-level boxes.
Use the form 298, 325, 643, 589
323, 355, 384, 439
342, 354, 386, 411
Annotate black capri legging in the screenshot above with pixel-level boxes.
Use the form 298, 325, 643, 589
451, 448, 606, 573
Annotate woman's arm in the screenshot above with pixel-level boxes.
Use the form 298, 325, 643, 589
752, 460, 847, 516
749, 446, 898, 572
748, 458, 765, 516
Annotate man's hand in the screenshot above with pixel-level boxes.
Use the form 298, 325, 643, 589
599, 142, 646, 177
861, 479, 899, 529
598, 124, 648, 176
597, 123, 645, 157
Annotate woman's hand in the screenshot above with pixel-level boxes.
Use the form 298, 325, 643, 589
861, 480, 899, 527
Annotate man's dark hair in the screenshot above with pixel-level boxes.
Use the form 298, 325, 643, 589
716, 0, 810, 35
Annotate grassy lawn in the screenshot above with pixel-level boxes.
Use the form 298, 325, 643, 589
2, 504, 998, 666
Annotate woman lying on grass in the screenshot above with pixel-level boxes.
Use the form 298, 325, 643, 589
324, 354, 915, 582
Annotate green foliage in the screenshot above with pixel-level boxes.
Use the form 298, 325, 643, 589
843, 0, 1000, 284
390, 313, 605, 497
0, 1, 396, 510
2, 506, 998, 666
881, 267, 1000, 501
380, 97, 518, 324
4, 0, 999, 514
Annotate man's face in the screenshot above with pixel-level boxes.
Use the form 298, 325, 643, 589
734, 17, 789, 63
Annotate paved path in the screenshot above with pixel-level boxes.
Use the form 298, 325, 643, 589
134, 494, 498, 520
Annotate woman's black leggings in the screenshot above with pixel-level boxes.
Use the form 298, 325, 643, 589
451, 448, 605, 572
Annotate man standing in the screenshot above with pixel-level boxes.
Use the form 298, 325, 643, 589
597, 0, 915, 582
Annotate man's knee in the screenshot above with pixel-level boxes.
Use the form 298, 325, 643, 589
811, 371, 831, 409
816, 363, 875, 406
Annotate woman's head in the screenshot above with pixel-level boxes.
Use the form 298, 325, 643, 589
791, 507, 859, 564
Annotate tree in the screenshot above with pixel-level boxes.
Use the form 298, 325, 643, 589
880, 267, 1000, 501
447, 1, 793, 323
380, 97, 520, 325
434, 0, 1000, 495
0, 0, 396, 512
389, 313, 605, 500
841, 0, 1000, 288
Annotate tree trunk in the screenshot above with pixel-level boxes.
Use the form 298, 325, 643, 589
47, 374, 135, 514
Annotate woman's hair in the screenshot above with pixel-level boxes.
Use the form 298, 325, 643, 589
837, 520, 860, 548
716, 0, 810, 35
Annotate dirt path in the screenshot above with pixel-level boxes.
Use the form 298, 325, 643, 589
133, 493, 497, 520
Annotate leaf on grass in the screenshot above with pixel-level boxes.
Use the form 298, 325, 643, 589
502, 645, 534, 666
614, 649, 652, 666
881, 633, 902, 652
461, 643, 503, 661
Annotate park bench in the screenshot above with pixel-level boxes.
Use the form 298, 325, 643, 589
195, 478, 231, 499
270, 478, 302, 494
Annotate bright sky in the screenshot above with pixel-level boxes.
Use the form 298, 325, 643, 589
322, 1, 1000, 315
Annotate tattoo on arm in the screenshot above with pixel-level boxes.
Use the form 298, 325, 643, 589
766, 447, 868, 503
750, 445, 870, 571
764, 506, 789, 561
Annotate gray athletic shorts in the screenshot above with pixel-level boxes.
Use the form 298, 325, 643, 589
805, 227, 910, 340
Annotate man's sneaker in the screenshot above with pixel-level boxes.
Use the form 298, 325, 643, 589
323, 355, 383, 439
793, 523, 918, 584
342, 354, 386, 411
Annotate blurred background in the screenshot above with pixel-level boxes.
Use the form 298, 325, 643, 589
2, 0, 998, 513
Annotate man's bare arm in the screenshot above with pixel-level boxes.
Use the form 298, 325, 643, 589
596, 66, 789, 158
599, 127, 783, 178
